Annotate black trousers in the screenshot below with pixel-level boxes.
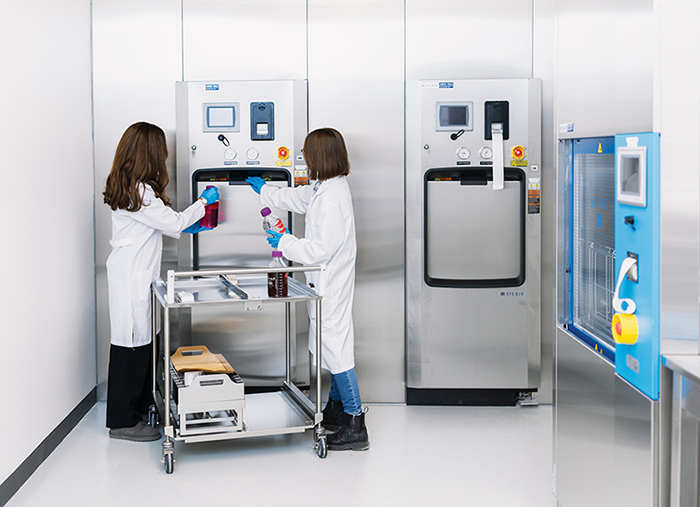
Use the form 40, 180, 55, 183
106, 343, 153, 429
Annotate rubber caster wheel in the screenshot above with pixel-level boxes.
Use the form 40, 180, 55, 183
163, 453, 174, 474
148, 406, 159, 428
317, 436, 327, 459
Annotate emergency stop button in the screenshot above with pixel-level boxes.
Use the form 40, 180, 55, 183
512, 145, 525, 160
612, 313, 639, 345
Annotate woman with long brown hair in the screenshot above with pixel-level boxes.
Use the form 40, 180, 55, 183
103, 122, 219, 441
246, 127, 369, 451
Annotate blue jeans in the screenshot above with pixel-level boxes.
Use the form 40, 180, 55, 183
328, 368, 362, 416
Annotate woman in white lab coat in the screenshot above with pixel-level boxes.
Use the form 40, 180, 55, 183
246, 127, 369, 451
103, 122, 219, 442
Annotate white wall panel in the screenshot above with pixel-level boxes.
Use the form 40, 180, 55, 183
183, 0, 306, 81
406, 0, 533, 81
0, 0, 95, 484
309, 0, 406, 402
93, 0, 183, 397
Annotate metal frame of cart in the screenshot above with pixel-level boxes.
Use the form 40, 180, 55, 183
150, 265, 327, 473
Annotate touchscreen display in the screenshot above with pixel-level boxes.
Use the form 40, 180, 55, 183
440, 105, 467, 126
208, 106, 235, 128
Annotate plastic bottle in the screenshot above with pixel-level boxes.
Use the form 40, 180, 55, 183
200, 185, 219, 229
267, 251, 288, 298
261, 207, 287, 234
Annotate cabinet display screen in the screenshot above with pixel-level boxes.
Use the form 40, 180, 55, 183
435, 102, 473, 131
440, 105, 467, 126
202, 102, 240, 132
208, 106, 235, 128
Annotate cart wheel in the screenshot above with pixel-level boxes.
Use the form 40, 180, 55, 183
148, 406, 159, 428
317, 436, 327, 459
163, 452, 174, 474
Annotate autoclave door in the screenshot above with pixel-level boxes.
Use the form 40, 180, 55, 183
415, 168, 529, 389
190, 168, 299, 388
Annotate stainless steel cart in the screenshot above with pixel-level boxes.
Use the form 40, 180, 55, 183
150, 265, 326, 474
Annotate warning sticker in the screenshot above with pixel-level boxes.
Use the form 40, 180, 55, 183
528, 190, 541, 214
510, 160, 528, 167
528, 178, 540, 214
295, 165, 308, 186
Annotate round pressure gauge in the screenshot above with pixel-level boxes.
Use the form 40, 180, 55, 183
224, 148, 237, 160
479, 146, 493, 159
457, 147, 470, 160
246, 148, 259, 160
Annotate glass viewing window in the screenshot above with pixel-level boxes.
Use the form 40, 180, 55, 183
571, 140, 616, 349
616, 144, 647, 207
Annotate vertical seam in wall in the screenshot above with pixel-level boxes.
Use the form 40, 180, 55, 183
181, 0, 185, 81
306, 0, 309, 81
531, 0, 535, 79
403, 0, 408, 389
306, 0, 309, 128
90, 0, 98, 388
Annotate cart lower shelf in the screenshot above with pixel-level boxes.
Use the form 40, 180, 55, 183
174, 390, 315, 443
154, 384, 328, 472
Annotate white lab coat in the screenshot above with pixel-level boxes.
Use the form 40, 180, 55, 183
260, 176, 357, 374
106, 184, 205, 347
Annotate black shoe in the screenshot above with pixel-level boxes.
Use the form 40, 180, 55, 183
109, 421, 161, 442
327, 407, 369, 451
322, 398, 345, 432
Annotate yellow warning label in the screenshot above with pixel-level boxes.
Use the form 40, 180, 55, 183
598, 142, 603, 154
510, 160, 528, 167
275, 160, 292, 167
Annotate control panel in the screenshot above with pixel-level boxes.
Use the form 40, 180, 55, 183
612, 132, 661, 399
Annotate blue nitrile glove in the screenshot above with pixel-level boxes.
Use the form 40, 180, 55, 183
183, 221, 211, 234
246, 176, 266, 195
266, 230, 289, 249
199, 186, 219, 205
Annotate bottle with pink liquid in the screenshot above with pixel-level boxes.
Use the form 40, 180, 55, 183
200, 185, 219, 229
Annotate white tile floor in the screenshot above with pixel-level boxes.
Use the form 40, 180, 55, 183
8, 402, 557, 507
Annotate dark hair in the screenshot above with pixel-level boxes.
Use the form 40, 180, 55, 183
103, 122, 171, 211
303, 128, 350, 181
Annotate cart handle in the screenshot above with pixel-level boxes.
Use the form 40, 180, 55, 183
165, 265, 326, 305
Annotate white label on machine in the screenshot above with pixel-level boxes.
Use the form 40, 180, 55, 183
626, 354, 640, 374
559, 123, 574, 133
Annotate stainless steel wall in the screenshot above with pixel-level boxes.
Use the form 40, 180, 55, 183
308, 0, 405, 402
93, 0, 557, 404
657, 0, 700, 356
555, 329, 660, 507
557, 0, 654, 139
